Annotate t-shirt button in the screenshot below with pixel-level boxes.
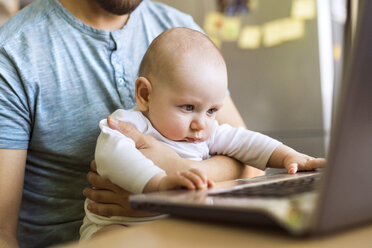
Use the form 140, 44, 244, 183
118, 78, 125, 85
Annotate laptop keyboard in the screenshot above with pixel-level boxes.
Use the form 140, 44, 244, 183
209, 175, 320, 198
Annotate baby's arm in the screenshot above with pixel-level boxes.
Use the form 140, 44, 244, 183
266, 144, 325, 174
209, 123, 325, 173
144, 168, 213, 192
208, 123, 281, 171
95, 118, 165, 194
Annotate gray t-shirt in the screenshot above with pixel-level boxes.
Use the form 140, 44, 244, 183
0, 0, 201, 246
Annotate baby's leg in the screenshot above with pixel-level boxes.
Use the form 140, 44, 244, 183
91, 224, 128, 239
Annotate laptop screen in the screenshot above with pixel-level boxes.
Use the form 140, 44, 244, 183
314, 0, 372, 233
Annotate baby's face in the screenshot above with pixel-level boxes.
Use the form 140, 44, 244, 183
146, 60, 227, 143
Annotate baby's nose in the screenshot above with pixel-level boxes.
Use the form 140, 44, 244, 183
190, 117, 205, 131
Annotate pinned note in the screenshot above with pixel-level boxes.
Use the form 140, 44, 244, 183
291, 0, 316, 20
204, 12, 241, 42
263, 18, 305, 47
238, 26, 261, 49
204, 12, 224, 38
333, 43, 342, 61
219, 16, 242, 41
280, 18, 305, 41
204, 1, 312, 49
262, 20, 284, 47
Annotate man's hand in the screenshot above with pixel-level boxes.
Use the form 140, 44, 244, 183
83, 161, 157, 217
107, 116, 191, 174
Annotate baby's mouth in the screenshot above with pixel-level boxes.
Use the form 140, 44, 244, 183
184, 137, 202, 143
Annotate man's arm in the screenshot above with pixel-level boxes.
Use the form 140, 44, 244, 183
0, 149, 27, 248
216, 95, 246, 127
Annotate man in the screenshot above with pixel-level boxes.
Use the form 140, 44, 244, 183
0, 0, 258, 247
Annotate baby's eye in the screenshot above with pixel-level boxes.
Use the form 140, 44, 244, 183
207, 108, 218, 115
181, 105, 194, 111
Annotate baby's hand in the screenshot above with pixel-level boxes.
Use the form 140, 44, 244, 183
158, 168, 214, 191
283, 152, 326, 174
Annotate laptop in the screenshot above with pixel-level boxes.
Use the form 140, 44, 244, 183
129, 0, 372, 236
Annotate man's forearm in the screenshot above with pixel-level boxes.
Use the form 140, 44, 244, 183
0, 149, 27, 248
194, 155, 246, 182
154, 154, 245, 182
0, 232, 19, 248
206, 156, 266, 180
161, 155, 264, 182
197, 156, 265, 182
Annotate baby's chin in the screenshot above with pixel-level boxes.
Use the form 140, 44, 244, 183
182, 137, 206, 143
166, 134, 210, 143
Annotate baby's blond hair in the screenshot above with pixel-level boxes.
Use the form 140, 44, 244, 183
138, 27, 225, 82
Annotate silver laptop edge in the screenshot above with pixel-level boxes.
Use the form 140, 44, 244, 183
131, 171, 320, 235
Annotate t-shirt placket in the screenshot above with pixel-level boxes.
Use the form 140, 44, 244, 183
110, 31, 136, 110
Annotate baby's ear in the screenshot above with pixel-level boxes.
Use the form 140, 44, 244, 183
135, 77, 152, 112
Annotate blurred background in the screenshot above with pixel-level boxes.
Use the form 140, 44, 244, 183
0, 0, 348, 159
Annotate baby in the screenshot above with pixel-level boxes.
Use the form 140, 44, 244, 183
80, 27, 324, 240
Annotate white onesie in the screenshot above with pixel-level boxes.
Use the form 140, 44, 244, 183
80, 109, 281, 240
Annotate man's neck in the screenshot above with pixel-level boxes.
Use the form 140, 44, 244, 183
59, 0, 130, 30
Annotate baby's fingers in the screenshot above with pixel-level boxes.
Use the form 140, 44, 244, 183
181, 170, 208, 189
188, 168, 208, 184
162, 174, 196, 191
207, 179, 215, 188
300, 158, 326, 171
286, 163, 298, 174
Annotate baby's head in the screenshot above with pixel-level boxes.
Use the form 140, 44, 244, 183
135, 27, 228, 142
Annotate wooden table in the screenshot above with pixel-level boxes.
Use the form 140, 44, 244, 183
62, 218, 372, 248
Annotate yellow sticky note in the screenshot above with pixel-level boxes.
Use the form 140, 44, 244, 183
209, 35, 222, 49
262, 20, 283, 47
263, 18, 305, 47
203, 12, 224, 38
333, 43, 342, 61
291, 0, 316, 20
280, 18, 305, 41
219, 16, 242, 42
238, 26, 261, 49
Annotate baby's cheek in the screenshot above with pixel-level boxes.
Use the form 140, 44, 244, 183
164, 121, 188, 140
204, 122, 215, 139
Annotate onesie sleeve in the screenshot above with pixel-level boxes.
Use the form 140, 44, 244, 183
208, 122, 282, 170
95, 110, 165, 194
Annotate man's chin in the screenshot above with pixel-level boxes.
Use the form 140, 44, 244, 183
94, 0, 143, 15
